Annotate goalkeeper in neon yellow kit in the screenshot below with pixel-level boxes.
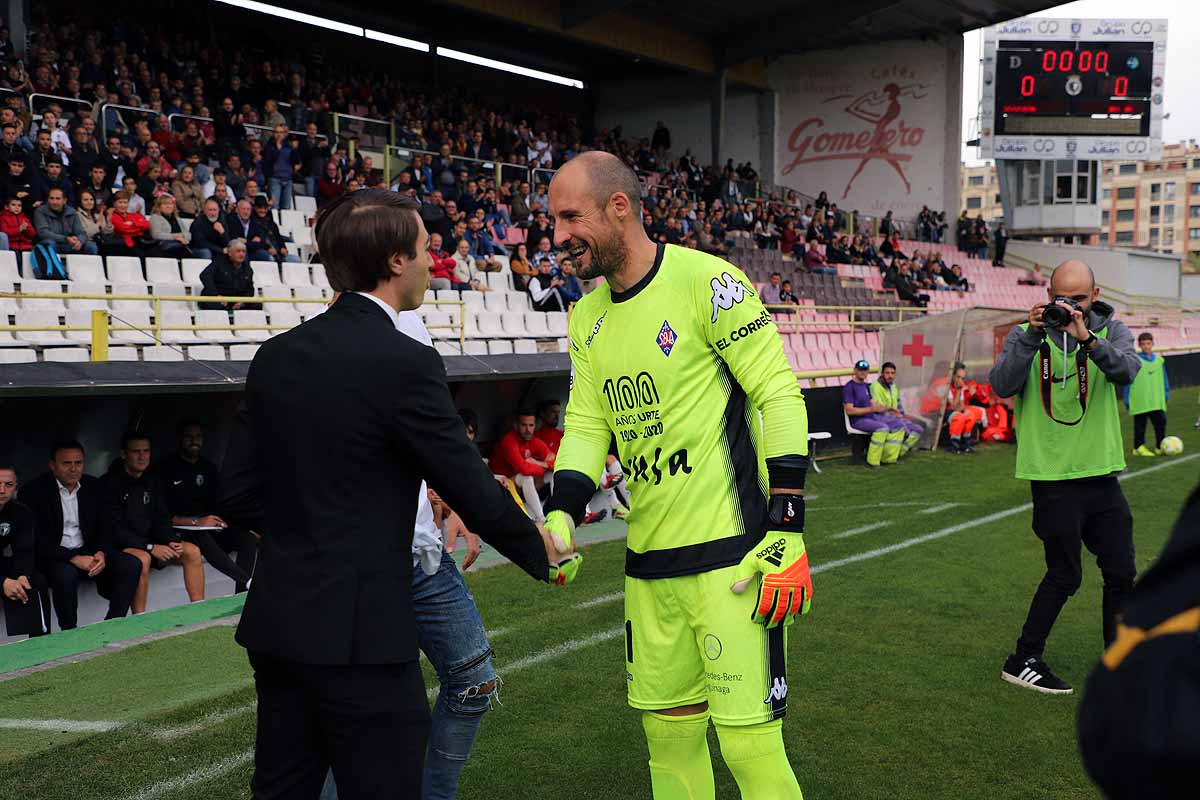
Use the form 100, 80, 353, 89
544, 152, 812, 800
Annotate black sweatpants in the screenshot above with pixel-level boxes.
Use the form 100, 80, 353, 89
1015, 475, 1136, 660
1132, 410, 1167, 449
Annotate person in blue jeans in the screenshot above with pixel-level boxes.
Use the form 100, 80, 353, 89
262, 126, 301, 211
321, 306, 496, 800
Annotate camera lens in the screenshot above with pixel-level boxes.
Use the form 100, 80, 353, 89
1042, 304, 1069, 328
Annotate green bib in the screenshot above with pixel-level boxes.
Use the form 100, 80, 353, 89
1013, 324, 1126, 481
1127, 353, 1167, 415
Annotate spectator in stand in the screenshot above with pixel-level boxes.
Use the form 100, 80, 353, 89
466, 216, 503, 266
103, 191, 152, 257
251, 196, 300, 262
526, 212, 554, 253
889, 260, 930, 308
101, 431, 205, 614
426, 232, 457, 291
941, 263, 969, 293
119, 176, 147, 216
227, 198, 271, 261
827, 234, 851, 264
213, 97, 245, 159
994, 222, 1008, 266
316, 159, 344, 210
487, 410, 555, 523
156, 419, 255, 593
450, 238, 485, 292
509, 241, 536, 291
528, 257, 567, 312
843, 359, 907, 468
870, 361, 924, 457
170, 164, 204, 218
244, 138, 267, 189
945, 363, 985, 454
511, 180, 534, 226
780, 218, 801, 258
79, 163, 112, 208
76, 190, 111, 245
1018, 264, 1048, 286
224, 153, 248, 199
203, 168, 238, 212
804, 243, 836, 276
0, 195, 33, 251
32, 154, 74, 206
879, 210, 896, 237
299, 123, 330, 198
190, 198, 229, 261
3, 157, 33, 216
28, 128, 56, 174
779, 279, 799, 310
759, 272, 783, 306
0, 463, 49, 638
136, 141, 174, 181
149, 194, 192, 258
262, 99, 286, 129
0, 121, 24, 167
531, 235, 558, 271
880, 232, 907, 260
23, 441, 142, 629
556, 257, 583, 305
199, 239, 257, 310
263, 125, 301, 210
35, 187, 98, 255
101, 135, 133, 192
136, 161, 166, 212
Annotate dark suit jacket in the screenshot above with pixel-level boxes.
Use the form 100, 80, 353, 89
220, 292, 549, 666
21, 473, 105, 565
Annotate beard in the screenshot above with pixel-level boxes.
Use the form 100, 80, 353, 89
571, 230, 628, 281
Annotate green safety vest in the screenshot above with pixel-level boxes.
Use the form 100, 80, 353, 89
1127, 353, 1167, 416
1013, 324, 1126, 481
870, 381, 900, 410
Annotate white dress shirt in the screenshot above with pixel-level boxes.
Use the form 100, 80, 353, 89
58, 480, 83, 550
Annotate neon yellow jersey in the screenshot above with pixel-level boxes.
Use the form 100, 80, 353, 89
555, 243, 808, 579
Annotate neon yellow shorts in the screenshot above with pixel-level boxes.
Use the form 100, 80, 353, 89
623, 563, 789, 727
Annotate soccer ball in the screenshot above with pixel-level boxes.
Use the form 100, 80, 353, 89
1160, 436, 1184, 455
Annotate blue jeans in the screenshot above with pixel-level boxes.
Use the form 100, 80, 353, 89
321, 551, 495, 800
268, 177, 294, 210
52, 240, 99, 255
0, 232, 8, 250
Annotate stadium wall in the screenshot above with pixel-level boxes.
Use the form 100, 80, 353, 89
1008, 240, 1182, 300
768, 38, 963, 219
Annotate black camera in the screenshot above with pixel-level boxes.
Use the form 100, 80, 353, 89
1041, 296, 1081, 329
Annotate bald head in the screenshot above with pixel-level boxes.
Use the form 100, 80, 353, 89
555, 151, 641, 217
1050, 260, 1095, 291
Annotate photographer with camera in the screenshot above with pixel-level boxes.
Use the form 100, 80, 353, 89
989, 260, 1142, 695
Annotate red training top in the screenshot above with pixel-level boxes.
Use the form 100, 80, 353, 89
489, 430, 555, 478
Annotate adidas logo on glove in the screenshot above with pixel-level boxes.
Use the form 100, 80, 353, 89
756, 538, 787, 567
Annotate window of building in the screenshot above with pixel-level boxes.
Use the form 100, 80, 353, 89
1116, 231, 1134, 243
968, 175, 984, 186
966, 196, 981, 209
1101, 232, 1110, 243
1166, 182, 1177, 200
1189, 228, 1200, 241
1150, 205, 1160, 223
1119, 163, 1138, 175
1166, 205, 1176, 224
1117, 209, 1135, 222
1165, 228, 1175, 247
1101, 210, 1110, 225
1117, 186, 1137, 200
1190, 206, 1200, 219
1103, 188, 1112, 200
1151, 183, 1161, 201
1150, 228, 1160, 247
1192, 182, 1200, 196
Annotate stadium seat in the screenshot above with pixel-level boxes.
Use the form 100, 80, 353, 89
15, 310, 66, 343
423, 311, 453, 339
433, 341, 459, 357
546, 312, 568, 337
460, 290, 485, 311
292, 285, 327, 312
557, 338, 569, 352
43, 347, 90, 363
281, 262, 312, 286
111, 311, 156, 344
268, 309, 302, 334
105, 256, 145, 284
435, 289, 461, 305
505, 292, 530, 312
487, 339, 514, 355
485, 272, 509, 292
187, 344, 227, 360
64, 254, 107, 284
66, 283, 108, 311
110, 283, 154, 312
18, 280, 67, 311
0, 348, 36, 363
250, 261, 282, 288
143, 346, 184, 362
159, 311, 199, 343
64, 310, 98, 343
0, 280, 16, 316
151, 282, 191, 312
105, 347, 140, 361
501, 312, 529, 337
0, 250, 18, 282
311, 264, 330, 288
463, 339, 487, 356
145, 257, 182, 284
195, 310, 239, 342
475, 312, 505, 338
182, 258, 210, 291
233, 310, 271, 341
524, 312, 551, 338
513, 339, 538, 354
295, 196, 317, 215
229, 343, 260, 361
280, 210, 306, 233
482, 293, 508, 313
20, 250, 34, 279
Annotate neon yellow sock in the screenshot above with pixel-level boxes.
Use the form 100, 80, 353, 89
715, 720, 803, 800
642, 711, 715, 800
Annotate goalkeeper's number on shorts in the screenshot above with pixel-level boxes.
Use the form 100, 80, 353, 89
730, 494, 813, 627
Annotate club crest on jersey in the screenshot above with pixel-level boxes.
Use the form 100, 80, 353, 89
196, 474, 205, 487
710, 272, 753, 323
0, 523, 9, 538
656, 320, 677, 357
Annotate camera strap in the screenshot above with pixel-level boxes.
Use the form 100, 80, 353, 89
1038, 338, 1089, 425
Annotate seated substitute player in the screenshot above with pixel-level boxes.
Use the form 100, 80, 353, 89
870, 361, 924, 456
488, 410, 555, 522
843, 360, 905, 468
544, 152, 811, 799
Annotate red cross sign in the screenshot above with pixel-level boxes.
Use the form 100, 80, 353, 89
901, 334, 934, 367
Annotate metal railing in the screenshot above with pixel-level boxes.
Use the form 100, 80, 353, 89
100, 102, 161, 140
384, 145, 531, 188
766, 303, 929, 330
0, 292, 466, 361
29, 93, 93, 121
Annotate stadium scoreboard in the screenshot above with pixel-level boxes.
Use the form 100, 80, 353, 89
979, 18, 1167, 160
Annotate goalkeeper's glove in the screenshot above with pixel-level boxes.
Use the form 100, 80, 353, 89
544, 510, 582, 586
730, 494, 813, 628
549, 553, 583, 586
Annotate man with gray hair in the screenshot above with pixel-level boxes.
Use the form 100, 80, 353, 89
990, 259, 1141, 695
198, 239, 257, 311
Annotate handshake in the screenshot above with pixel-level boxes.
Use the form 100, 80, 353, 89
540, 511, 583, 586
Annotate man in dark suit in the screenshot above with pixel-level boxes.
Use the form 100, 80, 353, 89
0, 463, 50, 638
22, 440, 142, 629
219, 189, 579, 800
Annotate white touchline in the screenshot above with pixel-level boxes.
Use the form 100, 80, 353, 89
153, 704, 256, 741
917, 502, 961, 515
575, 591, 624, 609
831, 521, 892, 540
121, 749, 254, 800
501, 628, 625, 673
0, 718, 121, 733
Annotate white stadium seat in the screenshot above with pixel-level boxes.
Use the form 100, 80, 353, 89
547, 312, 568, 338
110, 311, 156, 344
229, 343, 260, 360
268, 309, 302, 334
463, 340, 487, 356
18, 280, 67, 311
66, 283, 108, 311
151, 282, 191, 312
43, 347, 90, 363
0, 348, 36, 362
182, 258, 210, 290
195, 310, 239, 342
475, 312, 505, 338
105, 347, 140, 361
524, 312, 551, 338
143, 346, 184, 362
292, 285, 327, 313
145, 257, 182, 284
487, 339, 514, 355
482, 293, 508, 313
557, 338, 570, 352
501, 312, 529, 337
105, 256, 145, 285
460, 290, 485, 311
435, 289, 460, 304
110, 283, 153, 312
433, 341, 460, 357
233, 310, 271, 341
295, 195, 317, 215
250, 261, 282, 288
282, 262, 312, 286
64, 310, 98, 342
64, 254, 106, 284
423, 311, 453, 339
505, 292, 530, 312
513, 339, 538, 354
0, 250, 18, 282
20, 250, 33, 279
311, 264, 330, 288
15, 310, 66, 343
159, 311, 199, 343
187, 344, 227, 360
485, 272, 508, 292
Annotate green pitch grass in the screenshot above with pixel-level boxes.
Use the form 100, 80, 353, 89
2, 389, 1198, 800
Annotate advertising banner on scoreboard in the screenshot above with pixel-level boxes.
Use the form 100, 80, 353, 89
770, 41, 950, 219
979, 18, 1168, 161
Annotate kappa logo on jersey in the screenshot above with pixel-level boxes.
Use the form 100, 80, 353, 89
764, 677, 788, 704
656, 320, 677, 357
586, 312, 606, 348
757, 538, 787, 567
709, 272, 753, 323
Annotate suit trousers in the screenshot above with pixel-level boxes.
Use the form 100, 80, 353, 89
248, 650, 430, 800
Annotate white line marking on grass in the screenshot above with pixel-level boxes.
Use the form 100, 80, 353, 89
152, 704, 255, 741
807, 501, 947, 511
575, 591, 624, 609
831, 521, 892, 540
501, 627, 625, 673
121, 749, 254, 800
0, 718, 122, 733
918, 502, 961, 515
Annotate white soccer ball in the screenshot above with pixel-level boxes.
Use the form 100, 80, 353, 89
1160, 436, 1184, 456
